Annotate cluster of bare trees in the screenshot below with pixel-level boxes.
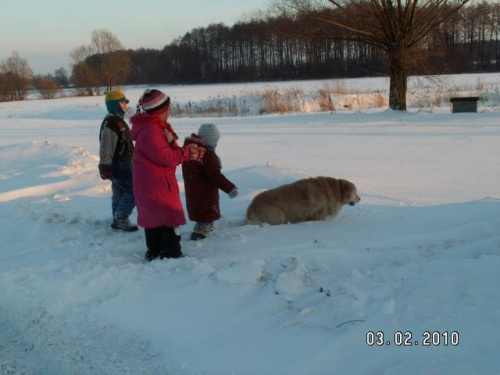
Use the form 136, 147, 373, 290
127, 20, 386, 85
0, 30, 130, 101
438, 2, 500, 69
70, 29, 131, 95
0, 52, 34, 101
0, 52, 69, 101
3, 1, 500, 110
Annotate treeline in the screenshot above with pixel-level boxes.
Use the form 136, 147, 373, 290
125, 1, 500, 85
126, 22, 386, 84
2, 1, 500, 101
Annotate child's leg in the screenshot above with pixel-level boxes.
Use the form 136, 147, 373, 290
111, 182, 121, 217
112, 161, 135, 218
145, 227, 162, 261
158, 227, 183, 258
145, 227, 182, 260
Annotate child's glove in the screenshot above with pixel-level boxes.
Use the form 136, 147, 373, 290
186, 144, 206, 162
228, 188, 238, 198
98, 164, 112, 180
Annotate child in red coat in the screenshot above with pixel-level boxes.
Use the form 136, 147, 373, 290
131, 89, 205, 260
182, 123, 238, 240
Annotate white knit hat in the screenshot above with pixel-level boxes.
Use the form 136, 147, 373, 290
198, 123, 221, 147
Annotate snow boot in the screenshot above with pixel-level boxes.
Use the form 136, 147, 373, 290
190, 231, 206, 241
190, 222, 212, 241
111, 213, 138, 232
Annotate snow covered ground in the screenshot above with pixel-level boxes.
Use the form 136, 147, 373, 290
0, 74, 499, 374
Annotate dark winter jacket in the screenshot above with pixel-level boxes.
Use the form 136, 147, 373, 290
182, 134, 236, 223
130, 112, 191, 228
99, 114, 133, 165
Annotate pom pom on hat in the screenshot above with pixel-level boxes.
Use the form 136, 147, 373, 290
105, 87, 129, 103
198, 123, 220, 147
138, 89, 170, 114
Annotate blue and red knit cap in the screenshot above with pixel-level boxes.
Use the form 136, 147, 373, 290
105, 87, 129, 117
137, 89, 170, 115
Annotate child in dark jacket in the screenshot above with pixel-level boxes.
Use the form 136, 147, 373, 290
182, 123, 238, 240
98, 87, 138, 232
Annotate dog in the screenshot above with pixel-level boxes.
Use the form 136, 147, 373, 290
246, 176, 360, 225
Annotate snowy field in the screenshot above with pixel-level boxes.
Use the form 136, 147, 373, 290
0, 74, 499, 374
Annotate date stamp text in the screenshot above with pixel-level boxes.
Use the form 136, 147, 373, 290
366, 331, 460, 347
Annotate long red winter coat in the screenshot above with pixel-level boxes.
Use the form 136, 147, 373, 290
182, 134, 236, 222
130, 113, 190, 228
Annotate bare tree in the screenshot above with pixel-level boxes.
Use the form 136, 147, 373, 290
54, 67, 70, 87
90, 29, 131, 91
278, 0, 470, 110
0, 51, 34, 101
70, 29, 131, 95
33, 75, 62, 99
70, 44, 99, 95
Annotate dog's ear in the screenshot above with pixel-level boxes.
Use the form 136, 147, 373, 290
338, 179, 345, 196
339, 179, 350, 199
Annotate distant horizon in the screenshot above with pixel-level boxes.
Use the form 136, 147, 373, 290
1, 0, 272, 75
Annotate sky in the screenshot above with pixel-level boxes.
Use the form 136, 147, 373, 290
0, 0, 272, 75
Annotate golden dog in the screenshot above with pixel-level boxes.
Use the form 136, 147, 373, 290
246, 176, 360, 225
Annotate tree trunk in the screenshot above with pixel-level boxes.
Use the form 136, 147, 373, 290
388, 47, 408, 111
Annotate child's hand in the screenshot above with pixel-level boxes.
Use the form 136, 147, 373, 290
228, 188, 238, 198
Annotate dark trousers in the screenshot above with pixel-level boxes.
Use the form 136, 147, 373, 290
145, 227, 182, 259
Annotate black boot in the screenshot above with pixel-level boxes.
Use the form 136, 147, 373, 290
145, 227, 183, 260
145, 249, 159, 262
160, 227, 183, 259
159, 249, 184, 259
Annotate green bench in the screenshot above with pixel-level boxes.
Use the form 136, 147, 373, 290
450, 97, 479, 113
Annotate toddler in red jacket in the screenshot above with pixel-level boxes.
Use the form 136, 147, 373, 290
182, 123, 238, 240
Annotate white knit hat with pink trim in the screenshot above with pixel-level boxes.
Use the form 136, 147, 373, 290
138, 89, 170, 114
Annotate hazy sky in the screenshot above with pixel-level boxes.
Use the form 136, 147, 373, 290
1, 0, 272, 74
